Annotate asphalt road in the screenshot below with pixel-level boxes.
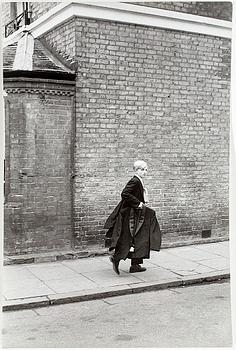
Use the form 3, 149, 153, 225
2, 280, 232, 348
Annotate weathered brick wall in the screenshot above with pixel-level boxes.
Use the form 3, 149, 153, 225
4, 79, 75, 255
2, 2, 231, 255
73, 18, 230, 249
132, 2, 232, 21
40, 18, 76, 65
1, 2, 12, 36
30, 2, 59, 22
1, 2, 11, 27
1, 2, 232, 33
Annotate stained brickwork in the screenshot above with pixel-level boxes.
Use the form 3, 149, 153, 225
1, 2, 232, 28
1, 2, 12, 36
1, 2, 11, 26
4, 79, 75, 255
1, 2, 232, 37
3, 2, 231, 256
29, 2, 59, 22
132, 2, 232, 21
40, 18, 76, 65
72, 18, 230, 249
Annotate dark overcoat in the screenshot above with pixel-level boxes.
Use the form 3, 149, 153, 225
104, 176, 161, 260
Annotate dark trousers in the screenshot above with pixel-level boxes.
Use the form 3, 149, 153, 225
113, 208, 145, 265
131, 258, 143, 265
130, 209, 143, 266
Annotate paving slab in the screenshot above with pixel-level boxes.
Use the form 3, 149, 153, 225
166, 246, 219, 261
82, 269, 143, 287
61, 258, 111, 273
191, 264, 218, 274
42, 275, 98, 293
128, 266, 180, 282
3, 280, 54, 300
197, 257, 230, 270
2, 241, 230, 311
154, 257, 200, 271
3, 266, 37, 281
26, 263, 80, 281
194, 243, 230, 257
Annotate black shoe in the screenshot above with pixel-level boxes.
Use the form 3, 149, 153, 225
129, 264, 146, 273
109, 256, 120, 275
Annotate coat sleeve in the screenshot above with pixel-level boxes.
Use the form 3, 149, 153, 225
121, 177, 142, 208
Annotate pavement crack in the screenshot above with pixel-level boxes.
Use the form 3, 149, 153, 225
102, 299, 114, 305
168, 288, 182, 294
32, 309, 41, 316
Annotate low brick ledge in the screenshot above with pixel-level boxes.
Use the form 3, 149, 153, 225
4, 248, 108, 265
2, 270, 230, 312
4, 237, 229, 266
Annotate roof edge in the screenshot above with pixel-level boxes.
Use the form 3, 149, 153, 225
38, 38, 76, 73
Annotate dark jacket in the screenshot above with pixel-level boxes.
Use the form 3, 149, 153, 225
104, 176, 144, 230
121, 175, 144, 208
105, 206, 161, 260
104, 176, 162, 259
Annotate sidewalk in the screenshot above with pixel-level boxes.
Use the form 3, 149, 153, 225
2, 241, 230, 311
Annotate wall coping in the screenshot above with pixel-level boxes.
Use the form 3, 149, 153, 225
4, 77, 75, 96
4, 76, 76, 85
3, 1, 232, 48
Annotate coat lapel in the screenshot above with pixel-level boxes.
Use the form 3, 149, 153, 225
134, 206, 146, 236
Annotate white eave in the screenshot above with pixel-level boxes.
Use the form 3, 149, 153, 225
3, 1, 232, 47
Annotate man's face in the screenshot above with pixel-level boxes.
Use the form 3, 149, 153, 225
136, 166, 148, 178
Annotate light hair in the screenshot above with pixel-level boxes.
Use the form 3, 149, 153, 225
133, 160, 147, 171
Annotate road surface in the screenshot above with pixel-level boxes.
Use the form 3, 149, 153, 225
2, 280, 232, 347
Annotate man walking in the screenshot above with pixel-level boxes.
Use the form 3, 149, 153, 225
104, 160, 161, 275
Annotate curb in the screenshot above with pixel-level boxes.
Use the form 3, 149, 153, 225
2, 270, 230, 312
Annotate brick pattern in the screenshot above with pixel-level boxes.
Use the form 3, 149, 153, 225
30, 2, 59, 22
1, 2, 12, 36
2, 2, 231, 255
40, 18, 76, 65
1, 2, 232, 39
132, 2, 232, 21
3, 39, 74, 73
1, 2, 11, 27
4, 80, 75, 255
73, 18, 230, 249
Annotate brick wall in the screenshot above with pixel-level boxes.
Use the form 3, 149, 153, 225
1, 2, 12, 36
73, 18, 230, 249
40, 18, 76, 65
1, 2, 11, 27
4, 79, 75, 255
3, 4, 231, 255
30, 2, 59, 22
132, 2, 232, 21
1, 2, 232, 35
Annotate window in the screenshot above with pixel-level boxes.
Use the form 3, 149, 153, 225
5, 2, 31, 37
